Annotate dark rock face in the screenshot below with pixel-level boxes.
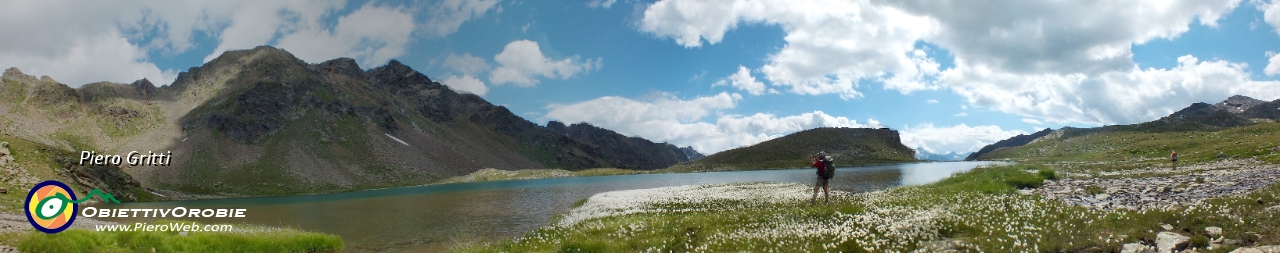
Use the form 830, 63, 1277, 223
1213, 95, 1267, 114
1163, 102, 1252, 128
1242, 98, 1280, 121
965, 128, 1053, 161
196, 82, 300, 142
547, 121, 704, 169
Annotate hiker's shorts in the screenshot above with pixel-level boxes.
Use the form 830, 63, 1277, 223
815, 175, 828, 187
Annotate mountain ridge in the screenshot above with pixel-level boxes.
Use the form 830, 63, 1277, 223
967, 95, 1280, 161
0, 46, 704, 199
666, 127, 917, 172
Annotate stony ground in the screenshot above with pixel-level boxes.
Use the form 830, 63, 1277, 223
1034, 158, 1280, 211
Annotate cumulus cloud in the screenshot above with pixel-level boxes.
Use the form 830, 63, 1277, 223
444, 53, 492, 75
0, 1, 198, 86
1257, 0, 1280, 35
442, 75, 489, 95
275, 3, 417, 67
639, 0, 941, 98
900, 123, 1025, 154
926, 99, 938, 104
543, 92, 882, 153
1266, 51, 1280, 76
945, 55, 1280, 125
0, 0, 472, 87
712, 66, 773, 95
424, 0, 500, 38
490, 40, 603, 87
639, 0, 1275, 125
588, 0, 620, 9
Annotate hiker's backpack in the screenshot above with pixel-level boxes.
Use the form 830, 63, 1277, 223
822, 156, 836, 179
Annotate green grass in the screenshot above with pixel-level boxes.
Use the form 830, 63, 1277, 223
16, 221, 342, 253
450, 164, 1280, 252
981, 121, 1280, 167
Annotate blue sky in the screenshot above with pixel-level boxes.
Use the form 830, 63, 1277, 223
3, 0, 1280, 155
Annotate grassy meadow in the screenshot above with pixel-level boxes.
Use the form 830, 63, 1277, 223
451, 164, 1280, 252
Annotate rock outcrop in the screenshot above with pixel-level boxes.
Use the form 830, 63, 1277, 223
965, 128, 1053, 161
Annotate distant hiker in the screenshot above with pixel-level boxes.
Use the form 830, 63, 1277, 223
1171, 150, 1178, 169
811, 151, 831, 205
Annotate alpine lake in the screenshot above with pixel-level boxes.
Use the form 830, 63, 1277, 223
90, 161, 1001, 252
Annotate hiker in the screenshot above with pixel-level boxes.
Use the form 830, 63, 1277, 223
811, 152, 831, 205
1171, 150, 1178, 169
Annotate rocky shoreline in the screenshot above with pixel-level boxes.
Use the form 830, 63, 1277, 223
1033, 158, 1280, 211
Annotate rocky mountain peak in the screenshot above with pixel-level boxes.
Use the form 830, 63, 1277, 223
3, 67, 24, 78
1215, 95, 1266, 114
318, 58, 365, 79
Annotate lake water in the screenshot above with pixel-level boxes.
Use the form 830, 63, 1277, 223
91, 161, 999, 252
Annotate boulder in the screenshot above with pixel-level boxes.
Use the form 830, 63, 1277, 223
1161, 224, 1175, 231
1257, 245, 1280, 253
1206, 226, 1222, 236
1121, 243, 1155, 253
1232, 248, 1265, 253
1156, 232, 1189, 253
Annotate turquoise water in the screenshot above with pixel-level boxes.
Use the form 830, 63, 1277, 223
91, 161, 998, 252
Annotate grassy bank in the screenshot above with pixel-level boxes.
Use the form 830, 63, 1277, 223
9, 221, 342, 253
451, 164, 1280, 252
981, 121, 1280, 167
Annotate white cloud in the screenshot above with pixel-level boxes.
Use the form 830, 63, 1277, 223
442, 75, 489, 95
926, 99, 939, 104
954, 112, 967, 117
900, 123, 1025, 154
0, 0, 457, 86
712, 66, 772, 95
1258, 0, 1280, 35
543, 92, 882, 153
640, 0, 1271, 125
201, 1, 345, 63
588, 0, 620, 9
1022, 118, 1044, 125
444, 53, 492, 75
1266, 51, 1280, 75
275, 3, 417, 67
425, 0, 500, 38
0, 31, 177, 87
639, 0, 941, 98
490, 40, 603, 87
945, 55, 1280, 125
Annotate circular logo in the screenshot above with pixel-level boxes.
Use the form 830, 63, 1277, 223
25, 180, 78, 233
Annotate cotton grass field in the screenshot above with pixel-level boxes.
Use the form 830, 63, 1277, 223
452, 165, 1280, 252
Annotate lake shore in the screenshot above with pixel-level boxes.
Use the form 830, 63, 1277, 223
452, 160, 1280, 252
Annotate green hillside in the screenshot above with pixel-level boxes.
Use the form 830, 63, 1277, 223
978, 121, 1280, 170
665, 127, 917, 172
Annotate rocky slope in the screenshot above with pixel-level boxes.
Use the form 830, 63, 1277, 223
546, 121, 702, 170
0, 46, 698, 198
667, 127, 917, 171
